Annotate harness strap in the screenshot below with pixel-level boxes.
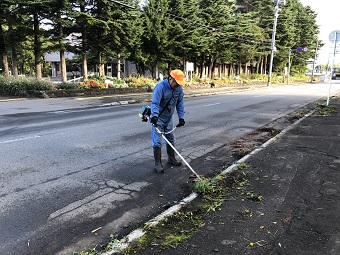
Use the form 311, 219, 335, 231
158, 91, 174, 118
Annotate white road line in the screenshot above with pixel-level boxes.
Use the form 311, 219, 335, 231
193, 103, 221, 108
0, 135, 41, 144
52, 110, 72, 114
203, 103, 221, 107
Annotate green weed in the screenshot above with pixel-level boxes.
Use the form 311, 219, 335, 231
238, 208, 253, 218
124, 212, 204, 254
313, 103, 340, 116
246, 191, 264, 202
235, 163, 250, 170
192, 177, 216, 195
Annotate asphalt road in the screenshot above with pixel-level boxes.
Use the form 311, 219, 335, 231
0, 83, 339, 255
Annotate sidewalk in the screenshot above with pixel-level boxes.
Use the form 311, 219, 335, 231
116, 94, 340, 255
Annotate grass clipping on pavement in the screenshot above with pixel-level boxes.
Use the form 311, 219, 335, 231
122, 164, 252, 254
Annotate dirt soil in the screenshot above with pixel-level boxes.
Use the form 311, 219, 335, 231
121, 96, 340, 255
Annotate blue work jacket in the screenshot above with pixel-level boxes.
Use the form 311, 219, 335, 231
150, 79, 184, 121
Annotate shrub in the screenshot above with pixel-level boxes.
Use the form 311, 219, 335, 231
56, 82, 80, 90
192, 74, 201, 83
0, 76, 53, 95
209, 76, 238, 86
88, 74, 106, 84
142, 82, 153, 88
249, 74, 267, 81
127, 83, 137, 88
113, 83, 129, 88
110, 77, 126, 85
123, 76, 155, 87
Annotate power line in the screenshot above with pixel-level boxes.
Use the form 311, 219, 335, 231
110, 0, 135, 9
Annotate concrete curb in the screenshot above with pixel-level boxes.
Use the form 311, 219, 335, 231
97, 87, 260, 108
101, 193, 198, 255
0, 98, 28, 102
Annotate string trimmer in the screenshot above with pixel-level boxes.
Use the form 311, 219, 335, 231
139, 105, 201, 180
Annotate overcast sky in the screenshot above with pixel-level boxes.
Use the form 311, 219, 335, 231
299, 0, 340, 64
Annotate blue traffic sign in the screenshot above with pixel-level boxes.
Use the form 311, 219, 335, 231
296, 47, 303, 53
329, 30, 340, 43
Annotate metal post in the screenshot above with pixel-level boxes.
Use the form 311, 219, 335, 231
311, 41, 319, 83
327, 32, 337, 106
267, 0, 282, 87
287, 49, 291, 85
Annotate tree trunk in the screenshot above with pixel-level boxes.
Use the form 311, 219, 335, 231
33, 11, 42, 79
10, 46, 18, 77
80, 1, 88, 82
82, 53, 88, 81
29, 63, 34, 76
117, 52, 121, 79
141, 65, 145, 76
7, 11, 18, 77
200, 54, 204, 78
209, 58, 216, 79
155, 64, 159, 80
0, 19, 9, 76
60, 50, 67, 82
194, 60, 199, 77
182, 56, 186, 73
233, 64, 236, 76
98, 51, 104, 76
209, 58, 213, 79
257, 57, 261, 74
20, 57, 25, 75
151, 66, 155, 79
58, 13, 67, 83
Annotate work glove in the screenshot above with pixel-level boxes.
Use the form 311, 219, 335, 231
176, 118, 185, 127
151, 116, 158, 125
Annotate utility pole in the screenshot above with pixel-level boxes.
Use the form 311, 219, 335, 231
267, 0, 286, 87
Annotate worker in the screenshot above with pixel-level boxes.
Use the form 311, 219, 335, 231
150, 69, 186, 173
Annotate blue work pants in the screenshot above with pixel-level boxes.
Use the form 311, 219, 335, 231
152, 116, 175, 147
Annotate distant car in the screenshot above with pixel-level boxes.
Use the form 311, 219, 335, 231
332, 68, 340, 80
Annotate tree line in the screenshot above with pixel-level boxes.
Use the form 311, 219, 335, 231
0, 0, 320, 82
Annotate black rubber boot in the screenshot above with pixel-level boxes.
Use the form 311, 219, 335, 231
153, 147, 164, 173
166, 144, 182, 166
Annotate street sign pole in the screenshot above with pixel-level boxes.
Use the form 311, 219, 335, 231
327, 30, 340, 105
